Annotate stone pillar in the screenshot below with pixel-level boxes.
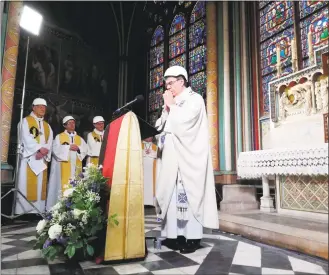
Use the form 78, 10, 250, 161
260, 175, 275, 212
241, 2, 252, 152
233, 1, 242, 161
206, 2, 219, 171
1, 1, 22, 182
223, 1, 232, 171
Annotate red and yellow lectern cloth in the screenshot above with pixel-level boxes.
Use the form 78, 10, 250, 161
99, 112, 146, 263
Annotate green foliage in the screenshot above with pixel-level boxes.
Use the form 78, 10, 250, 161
33, 163, 118, 261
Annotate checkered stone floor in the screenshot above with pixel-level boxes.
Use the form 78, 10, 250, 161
1, 213, 328, 275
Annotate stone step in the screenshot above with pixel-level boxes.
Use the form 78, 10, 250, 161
218, 210, 328, 260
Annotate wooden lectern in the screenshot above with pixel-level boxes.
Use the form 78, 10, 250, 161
98, 111, 159, 264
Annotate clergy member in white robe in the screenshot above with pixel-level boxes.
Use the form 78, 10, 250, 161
46, 115, 87, 210
155, 66, 219, 254
15, 98, 53, 215
86, 116, 105, 166
142, 137, 157, 206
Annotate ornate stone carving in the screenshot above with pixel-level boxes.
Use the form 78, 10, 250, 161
278, 92, 289, 121
278, 82, 314, 120
304, 82, 312, 116
315, 81, 323, 110
320, 78, 328, 113
268, 47, 328, 122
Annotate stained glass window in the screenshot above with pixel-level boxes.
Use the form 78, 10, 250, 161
149, 87, 164, 112
169, 13, 186, 35
260, 1, 294, 42
189, 18, 206, 49
190, 1, 206, 23
169, 54, 186, 67
299, 1, 328, 18
259, 1, 294, 116
189, 45, 206, 74
189, 1, 206, 95
169, 30, 186, 58
169, 13, 187, 67
151, 25, 165, 46
258, 0, 328, 116
149, 26, 165, 125
150, 43, 164, 69
190, 71, 206, 95
148, 1, 208, 123
149, 65, 163, 91
260, 27, 294, 76
300, 7, 328, 67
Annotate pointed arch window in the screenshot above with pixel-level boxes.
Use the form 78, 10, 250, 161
189, 1, 206, 95
149, 25, 165, 126
147, 1, 208, 124
168, 13, 187, 67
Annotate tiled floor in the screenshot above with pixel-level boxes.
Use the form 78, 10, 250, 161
1, 211, 328, 275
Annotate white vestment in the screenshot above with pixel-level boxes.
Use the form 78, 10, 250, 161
142, 141, 157, 206
86, 129, 104, 164
155, 87, 219, 239
15, 112, 53, 214
46, 130, 87, 210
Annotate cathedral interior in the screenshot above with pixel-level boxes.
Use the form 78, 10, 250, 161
1, 1, 328, 274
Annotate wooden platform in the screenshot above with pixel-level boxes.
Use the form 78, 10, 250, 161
218, 210, 328, 260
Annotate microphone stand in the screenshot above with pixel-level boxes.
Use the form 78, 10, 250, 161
1, 36, 45, 220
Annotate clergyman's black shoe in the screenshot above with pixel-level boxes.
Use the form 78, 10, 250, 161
180, 239, 201, 254
161, 238, 180, 250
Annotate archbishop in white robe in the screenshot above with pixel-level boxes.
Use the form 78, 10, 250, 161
46, 130, 87, 210
15, 112, 53, 215
155, 87, 219, 251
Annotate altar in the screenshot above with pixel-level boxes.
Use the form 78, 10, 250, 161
237, 47, 328, 221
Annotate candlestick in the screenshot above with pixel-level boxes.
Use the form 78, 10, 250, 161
291, 39, 296, 60
276, 44, 281, 66
308, 30, 313, 55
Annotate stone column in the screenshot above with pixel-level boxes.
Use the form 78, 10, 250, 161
260, 175, 275, 212
223, 1, 232, 171
206, 1, 219, 171
233, 1, 243, 160
241, 2, 252, 152
1, 2, 22, 182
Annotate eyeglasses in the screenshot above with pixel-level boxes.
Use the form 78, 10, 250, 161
165, 79, 179, 88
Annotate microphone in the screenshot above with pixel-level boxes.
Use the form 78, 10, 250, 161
113, 95, 144, 115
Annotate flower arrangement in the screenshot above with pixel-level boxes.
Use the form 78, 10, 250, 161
33, 163, 118, 261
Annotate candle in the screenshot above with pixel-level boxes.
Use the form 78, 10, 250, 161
291, 39, 296, 60
276, 44, 281, 66
308, 30, 313, 54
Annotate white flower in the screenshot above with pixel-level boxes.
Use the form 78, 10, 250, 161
51, 202, 61, 211
98, 165, 103, 169
63, 188, 75, 198
36, 219, 47, 234
86, 162, 93, 168
48, 224, 62, 240
64, 223, 76, 235
82, 213, 88, 224
72, 209, 85, 219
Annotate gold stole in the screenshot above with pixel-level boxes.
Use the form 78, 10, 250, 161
89, 131, 101, 166
26, 116, 50, 201
142, 142, 157, 197
59, 133, 82, 193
